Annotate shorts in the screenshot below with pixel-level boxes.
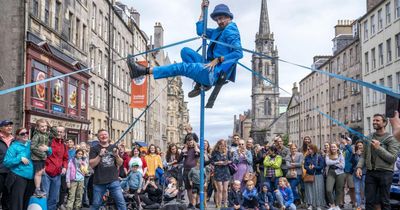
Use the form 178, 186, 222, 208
183, 169, 191, 190
32, 160, 45, 173
191, 184, 200, 195
344, 172, 354, 188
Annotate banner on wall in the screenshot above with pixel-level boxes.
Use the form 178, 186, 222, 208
130, 60, 148, 109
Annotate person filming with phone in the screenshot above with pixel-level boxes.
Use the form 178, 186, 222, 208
356, 114, 400, 210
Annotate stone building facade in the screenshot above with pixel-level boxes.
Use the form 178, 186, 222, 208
251, 0, 281, 144
329, 20, 363, 141
233, 110, 252, 140
167, 76, 189, 145
87, 0, 148, 148
287, 83, 301, 147
0, 0, 92, 142
299, 56, 331, 149
146, 22, 169, 150
361, 0, 400, 135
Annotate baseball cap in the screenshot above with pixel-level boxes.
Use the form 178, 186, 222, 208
0, 120, 13, 127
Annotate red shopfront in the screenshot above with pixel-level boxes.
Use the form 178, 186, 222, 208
24, 38, 91, 143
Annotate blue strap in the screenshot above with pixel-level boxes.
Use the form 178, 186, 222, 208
205, 37, 400, 99
0, 36, 200, 96
314, 108, 368, 140
238, 62, 291, 95
113, 80, 171, 146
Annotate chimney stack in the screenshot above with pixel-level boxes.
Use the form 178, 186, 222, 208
130, 9, 140, 27
366, 0, 384, 12
154, 22, 164, 49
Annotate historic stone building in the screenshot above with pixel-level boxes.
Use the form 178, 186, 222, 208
361, 0, 400, 135
287, 83, 301, 147
299, 56, 331, 149
87, 1, 148, 148
0, 0, 92, 142
329, 20, 363, 142
233, 110, 252, 140
251, 0, 281, 144
146, 22, 169, 150
298, 20, 363, 148
167, 76, 189, 145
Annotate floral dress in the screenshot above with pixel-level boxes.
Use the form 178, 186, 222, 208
211, 150, 231, 182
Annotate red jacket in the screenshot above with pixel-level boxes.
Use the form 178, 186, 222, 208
45, 138, 68, 177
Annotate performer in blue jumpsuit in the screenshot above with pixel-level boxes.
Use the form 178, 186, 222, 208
128, 1, 243, 98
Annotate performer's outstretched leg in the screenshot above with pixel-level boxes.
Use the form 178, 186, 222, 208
127, 56, 214, 86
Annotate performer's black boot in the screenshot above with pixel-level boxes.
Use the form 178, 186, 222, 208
188, 83, 211, 98
127, 55, 149, 79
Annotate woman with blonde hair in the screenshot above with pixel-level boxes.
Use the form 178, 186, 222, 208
211, 139, 231, 208
325, 143, 345, 210
275, 177, 296, 210
232, 139, 253, 190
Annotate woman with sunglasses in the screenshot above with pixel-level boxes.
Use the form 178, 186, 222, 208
4, 128, 35, 210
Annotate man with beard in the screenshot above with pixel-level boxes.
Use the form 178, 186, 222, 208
230, 134, 240, 154
356, 114, 400, 210
127, 0, 243, 98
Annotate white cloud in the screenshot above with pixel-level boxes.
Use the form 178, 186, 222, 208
122, 0, 365, 145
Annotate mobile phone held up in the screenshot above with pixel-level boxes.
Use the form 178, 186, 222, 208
385, 95, 400, 118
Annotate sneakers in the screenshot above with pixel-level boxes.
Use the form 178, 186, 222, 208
188, 83, 211, 98
127, 55, 149, 79
34, 188, 46, 198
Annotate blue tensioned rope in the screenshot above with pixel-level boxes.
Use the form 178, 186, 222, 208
113, 79, 172, 146
204, 37, 400, 99
315, 108, 369, 141
0, 36, 200, 96
199, 3, 208, 210
238, 62, 291, 95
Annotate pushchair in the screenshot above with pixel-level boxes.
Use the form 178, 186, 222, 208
99, 190, 139, 210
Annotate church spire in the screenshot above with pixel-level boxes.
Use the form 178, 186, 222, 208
259, 0, 270, 36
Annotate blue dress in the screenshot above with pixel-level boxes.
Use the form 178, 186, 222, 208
211, 151, 231, 182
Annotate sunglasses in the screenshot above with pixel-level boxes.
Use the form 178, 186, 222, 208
239, 144, 245, 145
18, 132, 29, 136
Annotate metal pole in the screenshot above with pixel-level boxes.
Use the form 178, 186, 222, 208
199, 1, 208, 210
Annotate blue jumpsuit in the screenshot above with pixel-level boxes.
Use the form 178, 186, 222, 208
152, 20, 243, 86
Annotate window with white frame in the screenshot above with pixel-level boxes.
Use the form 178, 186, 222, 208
363, 20, 368, 40
378, 9, 383, 30
99, 10, 103, 38
387, 38, 392, 63
372, 81, 377, 104
371, 48, 376, 69
370, 14, 376, 35
92, 3, 96, 31
395, 33, 400, 58
379, 78, 385, 101
90, 81, 95, 106
351, 104, 356, 121
97, 85, 101, 108
378, 43, 384, 66
396, 72, 400, 92
357, 103, 362, 121
386, 2, 391, 25
364, 52, 369, 73
387, 75, 393, 90
396, 0, 400, 18
366, 88, 371, 106
44, 0, 50, 25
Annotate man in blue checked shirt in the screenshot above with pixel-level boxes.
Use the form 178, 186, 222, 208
127, 1, 243, 98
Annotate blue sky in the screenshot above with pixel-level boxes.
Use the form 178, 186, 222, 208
122, 0, 365, 145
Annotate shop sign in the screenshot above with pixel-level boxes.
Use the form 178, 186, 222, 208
30, 115, 84, 130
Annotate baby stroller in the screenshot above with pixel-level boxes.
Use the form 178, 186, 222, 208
99, 190, 138, 210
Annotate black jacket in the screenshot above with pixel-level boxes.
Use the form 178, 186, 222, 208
228, 189, 243, 207
0, 137, 9, 174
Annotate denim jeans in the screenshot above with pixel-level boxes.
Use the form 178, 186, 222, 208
91, 180, 126, 210
82, 176, 90, 206
353, 174, 365, 207
275, 190, 296, 210
288, 175, 301, 200
41, 172, 61, 210
265, 176, 279, 192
